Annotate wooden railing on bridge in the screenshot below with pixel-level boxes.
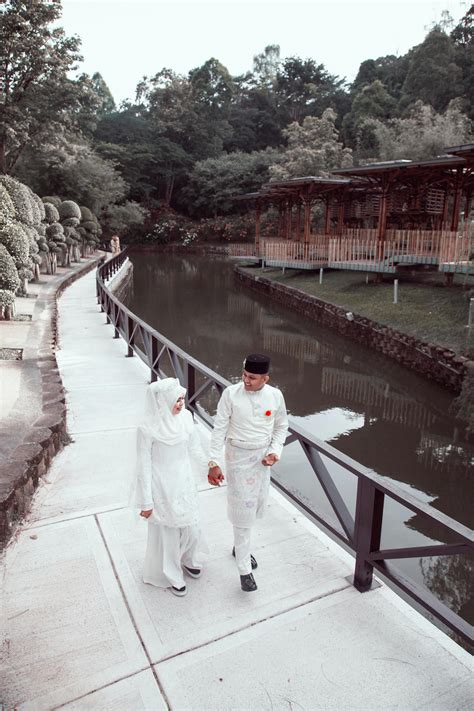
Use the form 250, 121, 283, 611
328, 235, 395, 267
264, 238, 328, 265
97, 249, 473, 647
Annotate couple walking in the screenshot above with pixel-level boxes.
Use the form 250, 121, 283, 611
134, 354, 289, 596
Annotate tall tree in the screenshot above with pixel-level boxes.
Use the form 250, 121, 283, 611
0, 0, 94, 173
451, 4, 474, 117
269, 108, 352, 181
400, 28, 464, 112
343, 80, 397, 153
275, 56, 348, 124
363, 99, 472, 162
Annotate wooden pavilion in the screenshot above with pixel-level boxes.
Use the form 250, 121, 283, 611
229, 144, 474, 280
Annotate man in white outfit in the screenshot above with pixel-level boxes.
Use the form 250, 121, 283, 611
208, 354, 288, 592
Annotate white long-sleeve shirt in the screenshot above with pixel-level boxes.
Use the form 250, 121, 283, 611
209, 382, 289, 468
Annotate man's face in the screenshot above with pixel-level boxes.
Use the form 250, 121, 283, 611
242, 369, 269, 391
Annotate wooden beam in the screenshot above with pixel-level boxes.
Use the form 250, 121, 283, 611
324, 197, 331, 233
296, 201, 302, 242
303, 199, 311, 244
255, 203, 261, 254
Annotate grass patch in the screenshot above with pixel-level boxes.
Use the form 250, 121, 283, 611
245, 267, 474, 357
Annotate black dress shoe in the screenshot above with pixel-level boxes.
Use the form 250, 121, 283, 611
240, 573, 258, 592
232, 546, 258, 570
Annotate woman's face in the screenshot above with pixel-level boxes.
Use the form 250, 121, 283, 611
172, 395, 185, 415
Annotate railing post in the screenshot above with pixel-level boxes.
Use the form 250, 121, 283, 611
126, 316, 134, 357
353, 477, 384, 592
150, 336, 158, 382
186, 362, 196, 407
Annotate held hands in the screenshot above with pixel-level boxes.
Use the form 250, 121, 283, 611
208, 465, 225, 486
262, 453, 279, 467
140, 509, 153, 519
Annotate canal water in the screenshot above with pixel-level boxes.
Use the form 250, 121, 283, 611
125, 252, 473, 629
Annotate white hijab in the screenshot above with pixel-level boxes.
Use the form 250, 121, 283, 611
141, 378, 188, 445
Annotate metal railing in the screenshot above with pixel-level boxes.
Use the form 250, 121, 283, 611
97, 249, 473, 646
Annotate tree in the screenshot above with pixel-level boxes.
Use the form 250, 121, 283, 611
14, 133, 127, 212
400, 29, 464, 112
252, 44, 281, 89
451, 5, 474, 117
343, 80, 397, 154
269, 108, 352, 181
0, 0, 95, 173
363, 99, 473, 161
90, 72, 116, 116
181, 148, 280, 217
100, 200, 147, 237
275, 56, 348, 125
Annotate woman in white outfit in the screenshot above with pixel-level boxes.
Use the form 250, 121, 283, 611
135, 378, 207, 596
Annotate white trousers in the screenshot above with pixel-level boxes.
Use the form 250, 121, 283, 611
233, 525, 252, 575
143, 522, 203, 589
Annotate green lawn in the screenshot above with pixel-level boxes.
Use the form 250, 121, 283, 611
243, 266, 474, 357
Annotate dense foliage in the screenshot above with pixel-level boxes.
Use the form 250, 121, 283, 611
1, 1, 473, 236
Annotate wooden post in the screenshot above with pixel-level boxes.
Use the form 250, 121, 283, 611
337, 202, 344, 235
255, 203, 261, 256
450, 168, 463, 232
303, 199, 311, 244
278, 202, 285, 239
324, 197, 331, 234
463, 191, 472, 223
296, 201, 302, 242
286, 199, 293, 241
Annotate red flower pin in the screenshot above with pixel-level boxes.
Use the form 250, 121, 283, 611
265, 410, 272, 416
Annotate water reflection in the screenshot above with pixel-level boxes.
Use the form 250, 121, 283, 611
126, 252, 473, 626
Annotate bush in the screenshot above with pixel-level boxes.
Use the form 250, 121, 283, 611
42, 196, 62, 209
80, 206, 95, 222
43, 202, 60, 224
58, 200, 82, 220
0, 185, 15, 225
0, 175, 35, 225
0, 244, 20, 293
0, 222, 29, 268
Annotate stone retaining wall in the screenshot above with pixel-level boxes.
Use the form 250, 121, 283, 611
235, 267, 470, 393
0, 256, 104, 547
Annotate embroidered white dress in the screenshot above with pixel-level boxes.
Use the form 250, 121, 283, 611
135, 379, 207, 589
209, 382, 288, 528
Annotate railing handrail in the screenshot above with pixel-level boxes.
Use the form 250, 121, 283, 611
96, 248, 473, 646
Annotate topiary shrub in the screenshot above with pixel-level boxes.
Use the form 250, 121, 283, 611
59, 200, 81, 221
80, 206, 94, 222
42, 196, 62, 209
0, 222, 29, 270
0, 185, 15, 225
0, 175, 35, 226
43, 202, 60, 224
0, 244, 20, 319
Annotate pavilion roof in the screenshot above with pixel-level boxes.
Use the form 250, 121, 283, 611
445, 143, 474, 159
332, 155, 467, 178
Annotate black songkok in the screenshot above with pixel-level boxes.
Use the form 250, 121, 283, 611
244, 354, 270, 374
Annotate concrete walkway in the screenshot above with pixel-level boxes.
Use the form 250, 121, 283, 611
1, 267, 472, 710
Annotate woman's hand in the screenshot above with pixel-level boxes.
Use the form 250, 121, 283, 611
140, 509, 153, 518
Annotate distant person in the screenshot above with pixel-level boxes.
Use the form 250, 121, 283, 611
110, 235, 121, 254
135, 378, 207, 597
208, 354, 288, 592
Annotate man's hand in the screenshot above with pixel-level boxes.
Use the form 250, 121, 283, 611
140, 509, 153, 518
262, 453, 279, 467
208, 465, 225, 486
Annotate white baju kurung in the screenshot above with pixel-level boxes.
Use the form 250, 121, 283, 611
135, 379, 207, 589
209, 381, 288, 574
